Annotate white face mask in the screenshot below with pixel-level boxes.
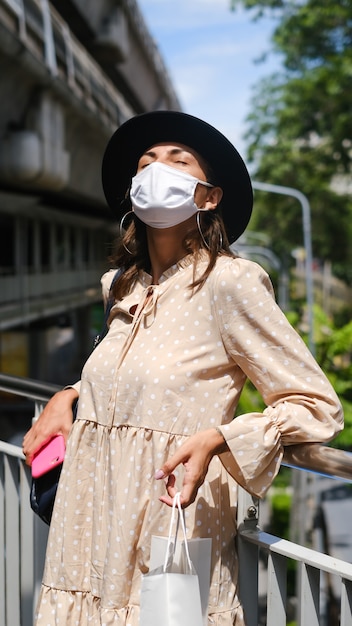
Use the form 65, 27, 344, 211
130, 161, 213, 228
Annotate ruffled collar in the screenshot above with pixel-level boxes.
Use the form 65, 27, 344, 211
139, 251, 208, 287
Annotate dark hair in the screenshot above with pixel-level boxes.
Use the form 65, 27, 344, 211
109, 207, 236, 301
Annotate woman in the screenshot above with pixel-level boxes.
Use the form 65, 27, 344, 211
23, 111, 343, 625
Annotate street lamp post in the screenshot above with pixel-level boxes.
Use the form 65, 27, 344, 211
252, 181, 315, 356
252, 182, 317, 553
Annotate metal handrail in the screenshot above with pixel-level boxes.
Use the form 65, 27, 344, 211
1, 372, 352, 483
283, 443, 352, 482
0, 372, 60, 402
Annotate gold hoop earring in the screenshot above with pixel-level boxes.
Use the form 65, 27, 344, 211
196, 212, 223, 251
119, 211, 134, 255
196, 211, 210, 249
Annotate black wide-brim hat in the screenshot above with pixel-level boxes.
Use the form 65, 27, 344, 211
102, 110, 253, 243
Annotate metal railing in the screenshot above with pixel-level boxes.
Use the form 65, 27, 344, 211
0, 374, 59, 626
237, 441, 352, 624
0, 0, 180, 125
1, 372, 352, 625
237, 486, 352, 625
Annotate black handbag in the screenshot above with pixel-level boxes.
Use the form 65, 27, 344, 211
30, 463, 64, 525
30, 268, 123, 524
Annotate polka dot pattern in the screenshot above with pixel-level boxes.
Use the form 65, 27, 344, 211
35, 255, 342, 625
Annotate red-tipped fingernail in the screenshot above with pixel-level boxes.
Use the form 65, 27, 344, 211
154, 469, 165, 479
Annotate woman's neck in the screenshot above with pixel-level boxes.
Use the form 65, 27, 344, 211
146, 218, 195, 283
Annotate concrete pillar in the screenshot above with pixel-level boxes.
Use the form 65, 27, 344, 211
28, 328, 48, 381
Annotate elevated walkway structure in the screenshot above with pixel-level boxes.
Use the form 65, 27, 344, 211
0, 0, 181, 384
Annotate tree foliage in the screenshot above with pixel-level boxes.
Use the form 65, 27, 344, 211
237, 305, 352, 450
230, 0, 352, 281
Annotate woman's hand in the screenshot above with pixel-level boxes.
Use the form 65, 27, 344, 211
22, 387, 79, 465
154, 428, 228, 508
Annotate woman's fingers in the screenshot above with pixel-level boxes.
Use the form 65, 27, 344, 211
155, 428, 227, 508
155, 435, 210, 507
22, 388, 78, 464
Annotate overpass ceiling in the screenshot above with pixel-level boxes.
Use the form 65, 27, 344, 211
49, 0, 181, 113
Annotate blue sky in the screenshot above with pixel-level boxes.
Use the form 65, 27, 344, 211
138, 0, 281, 159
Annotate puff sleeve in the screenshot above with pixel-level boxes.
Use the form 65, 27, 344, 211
101, 269, 117, 308
64, 380, 81, 395
212, 259, 343, 497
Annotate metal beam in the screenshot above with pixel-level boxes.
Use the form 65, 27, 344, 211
252, 181, 315, 356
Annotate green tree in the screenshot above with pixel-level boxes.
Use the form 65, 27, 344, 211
230, 0, 352, 282
237, 305, 352, 449
314, 308, 352, 449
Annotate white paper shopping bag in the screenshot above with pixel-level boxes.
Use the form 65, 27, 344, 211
140, 493, 203, 626
150, 535, 212, 626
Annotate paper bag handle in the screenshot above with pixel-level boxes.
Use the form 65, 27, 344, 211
163, 492, 193, 573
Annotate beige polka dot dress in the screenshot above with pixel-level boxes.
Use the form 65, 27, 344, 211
35, 254, 343, 625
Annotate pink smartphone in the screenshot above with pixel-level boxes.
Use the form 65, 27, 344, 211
31, 435, 66, 478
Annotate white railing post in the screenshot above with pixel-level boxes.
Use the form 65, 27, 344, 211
20, 461, 34, 626
237, 486, 260, 626
0, 440, 49, 626
5, 453, 21, 626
